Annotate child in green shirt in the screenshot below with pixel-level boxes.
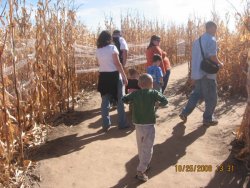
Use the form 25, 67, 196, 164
122, 73, 168, 182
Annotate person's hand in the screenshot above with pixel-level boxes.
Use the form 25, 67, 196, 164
123, 76, 128, 86
219, 62, 224, 68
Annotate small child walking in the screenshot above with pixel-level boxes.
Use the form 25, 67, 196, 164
147, 54, 164, 92
125, 68, 141, 126
126, 68, 140, 94
122, 73, 168, 182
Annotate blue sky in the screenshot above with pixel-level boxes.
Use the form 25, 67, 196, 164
1, 0, 246, 31
75, 0, 245, 31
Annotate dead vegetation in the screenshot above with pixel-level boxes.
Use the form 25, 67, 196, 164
0, 0, 249, 187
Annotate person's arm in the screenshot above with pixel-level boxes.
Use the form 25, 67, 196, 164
121, 49, 128, 66
122, 92, 133, 104
154, 46, 163, 56
113, 53, 128, 85
162, 51, 167, 59
208, 38, 224, 67
210, 55, 224, 67
155, 91, 168, 106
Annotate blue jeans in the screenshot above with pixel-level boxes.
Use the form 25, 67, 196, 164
101, 78, 127, 129
181, 76, 217, 122
162, 69, 171, 93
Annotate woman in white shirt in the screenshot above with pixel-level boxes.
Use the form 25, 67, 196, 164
96, 30, 128, 131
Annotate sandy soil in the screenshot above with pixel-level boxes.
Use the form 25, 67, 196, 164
32, 63, 249, 188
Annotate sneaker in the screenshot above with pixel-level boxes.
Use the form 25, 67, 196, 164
179, 114, 187, 123
136, 171, 148, 182
203, 120, 218, 126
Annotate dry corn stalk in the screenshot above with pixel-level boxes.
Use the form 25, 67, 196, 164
236, 49, 250, 160
0, 0, 249, 187
8, 0, 24, 165
0, 0, 78, 186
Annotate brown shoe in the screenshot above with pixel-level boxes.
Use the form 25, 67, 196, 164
179, 114, 187, 123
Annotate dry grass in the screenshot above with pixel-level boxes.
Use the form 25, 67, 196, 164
0, 0, 79, 186
0, 0, 249, 187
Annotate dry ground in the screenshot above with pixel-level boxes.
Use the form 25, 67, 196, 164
32, 63, 249, 188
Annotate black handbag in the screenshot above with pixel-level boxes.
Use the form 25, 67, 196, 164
199, 37, 219, 74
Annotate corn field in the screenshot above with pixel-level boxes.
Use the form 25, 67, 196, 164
0, 0, 249, 187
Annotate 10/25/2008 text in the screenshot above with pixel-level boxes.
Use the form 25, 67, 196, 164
175, 164, 235, 172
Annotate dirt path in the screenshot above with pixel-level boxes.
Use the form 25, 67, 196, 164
33, 63, 249, 188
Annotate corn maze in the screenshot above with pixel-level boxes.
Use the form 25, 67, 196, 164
0, 0, 249, 187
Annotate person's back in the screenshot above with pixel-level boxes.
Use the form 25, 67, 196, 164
122, 73, 167, 182
126, 88, 166, 124
123, 73, 167, 124
112, 30, 129, 66
147, 65, 162, 83
96, 44, 118, 72
191, 32, 217, 80
180, 21, 224, 126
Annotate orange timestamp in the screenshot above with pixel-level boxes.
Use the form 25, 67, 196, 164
175, 164, 235, 173
175, 164, 213, 172
215, 164, 235, 172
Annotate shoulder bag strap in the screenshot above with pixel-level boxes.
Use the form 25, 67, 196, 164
198, 37, 205, 60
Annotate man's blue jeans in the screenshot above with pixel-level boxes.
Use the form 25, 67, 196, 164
101, 78, 127, 129
181, 76, 217, 123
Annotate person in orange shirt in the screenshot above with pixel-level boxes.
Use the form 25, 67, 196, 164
146, 35, 171, 93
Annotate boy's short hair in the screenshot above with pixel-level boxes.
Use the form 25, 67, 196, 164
153, 54, 162, 62
128, 68, 139, 77
205, 21, 217, 30
138, 73, 153, 89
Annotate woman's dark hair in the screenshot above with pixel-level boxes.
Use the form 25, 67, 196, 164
147, 35, 161, 49
97, 30, 112, 48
